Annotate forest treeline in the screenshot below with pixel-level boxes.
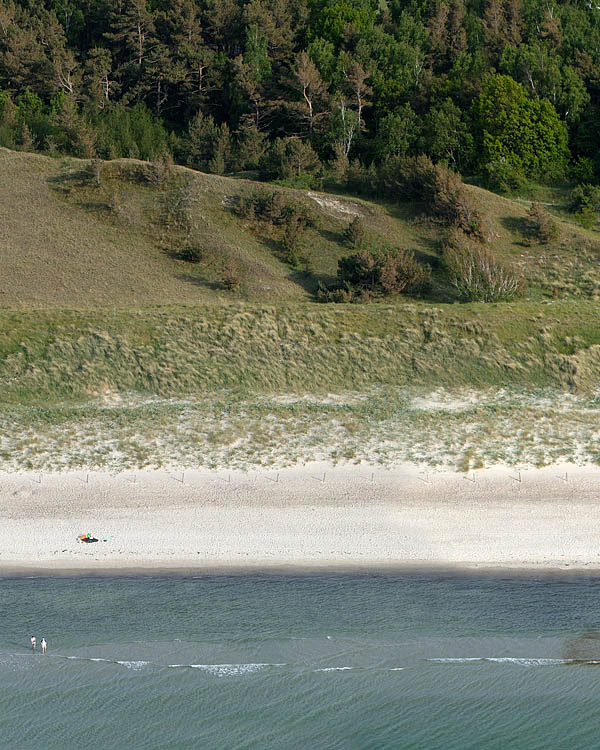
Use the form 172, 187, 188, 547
0, 0, 599, 188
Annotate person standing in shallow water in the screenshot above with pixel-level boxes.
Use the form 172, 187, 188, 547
41, 637, 47, 654
30, 636, 36, 651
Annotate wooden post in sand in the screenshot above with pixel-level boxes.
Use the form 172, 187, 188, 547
510, 470, 522, 492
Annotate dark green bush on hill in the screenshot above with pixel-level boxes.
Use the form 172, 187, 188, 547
237, 189, 317, 229
569, 185, 600, 215
349, 156, 483, 238
526, 202, 559, 244
319, 246, 430, 302
484, 159, 527, 194
343, 217, 365, 248
568, 185, 600, 229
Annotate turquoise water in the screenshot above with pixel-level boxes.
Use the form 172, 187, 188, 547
2, 572, 600, 749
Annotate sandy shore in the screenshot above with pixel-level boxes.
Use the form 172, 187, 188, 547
2, 462, 600, 574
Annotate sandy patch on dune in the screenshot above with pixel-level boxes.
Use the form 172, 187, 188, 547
307, 192, 363, 218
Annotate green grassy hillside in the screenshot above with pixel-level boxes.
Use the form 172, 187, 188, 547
2, 148, 599, 309
3, 148, 600, 471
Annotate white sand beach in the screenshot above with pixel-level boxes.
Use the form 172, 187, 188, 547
2, 462, 600, 574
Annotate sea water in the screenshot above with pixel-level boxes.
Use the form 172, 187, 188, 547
2, 571, 600, 749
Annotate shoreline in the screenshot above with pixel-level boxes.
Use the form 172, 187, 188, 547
5, 562, 600, 578
2, 462, 600, 575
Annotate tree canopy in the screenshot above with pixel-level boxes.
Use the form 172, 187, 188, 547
0, 0, 599, 184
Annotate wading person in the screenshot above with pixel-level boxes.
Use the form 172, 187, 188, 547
30, 635, 36, 651
41, 637, 47, 654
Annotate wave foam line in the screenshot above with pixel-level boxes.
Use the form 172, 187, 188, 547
429, 657, 569, 667
313, 666, 354, 672
167, 663, 285, 677
64, 656, 151, 670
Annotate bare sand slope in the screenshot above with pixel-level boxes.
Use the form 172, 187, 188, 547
1, 463, 600, 574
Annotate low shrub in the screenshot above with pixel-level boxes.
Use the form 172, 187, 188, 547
431, 164, 483, 239
161, 175, 194, 234
343, 217, 365, 248
220, 257, 241, 290
484, 159, 527, 194
442, 230, 524, 302
280, 220, 306, 267
147, 152, 174, 188
177, 245, 204, 263
526, 202, 559, 244
87, 158, 103, 187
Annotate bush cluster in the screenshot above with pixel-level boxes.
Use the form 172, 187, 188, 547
345, 156, 484, 238
318, 247, 430, 303
238, 189, 316, 228
237, 189, 317, 268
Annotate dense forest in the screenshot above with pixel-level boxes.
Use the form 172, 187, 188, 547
0, 0, 599, 188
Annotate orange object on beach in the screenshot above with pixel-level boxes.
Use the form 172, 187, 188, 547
78, 533, 99, 543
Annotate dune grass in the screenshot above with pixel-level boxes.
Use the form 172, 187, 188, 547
2, 299, 600, 409
4, 386, 600, 472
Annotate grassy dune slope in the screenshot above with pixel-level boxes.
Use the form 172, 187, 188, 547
2, 148, 598, 309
